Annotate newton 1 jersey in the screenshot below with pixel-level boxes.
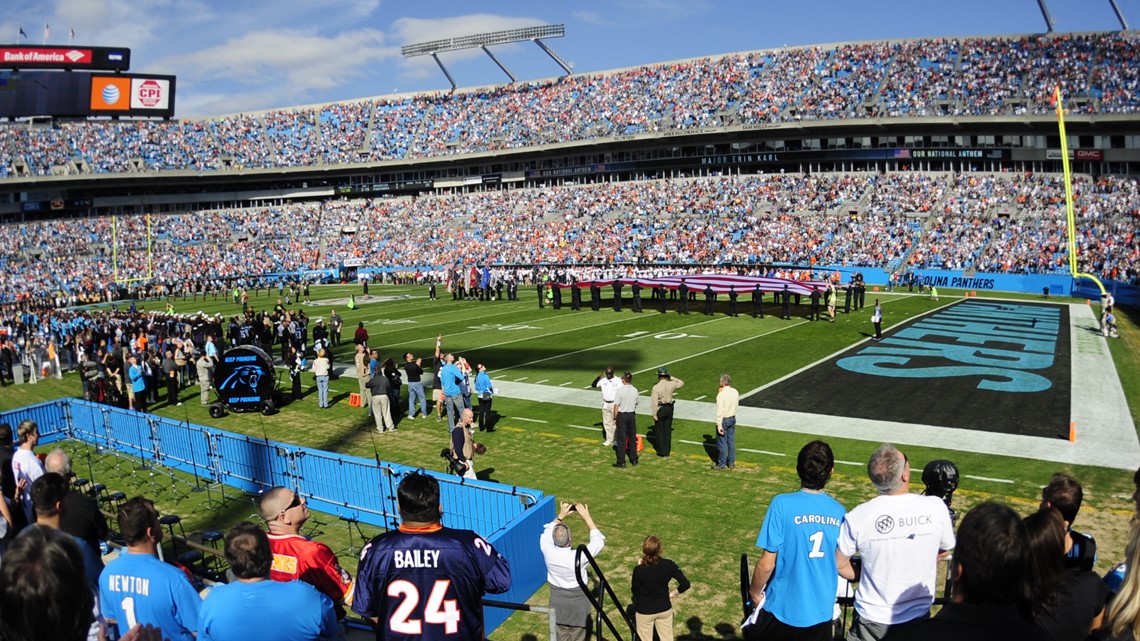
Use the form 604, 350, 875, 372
352, 524, 511, 641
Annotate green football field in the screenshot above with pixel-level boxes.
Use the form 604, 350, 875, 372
4, 282, 1138, 640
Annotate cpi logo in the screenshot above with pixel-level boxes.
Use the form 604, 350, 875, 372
135, 79, 163, 107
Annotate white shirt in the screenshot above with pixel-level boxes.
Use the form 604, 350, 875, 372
13, 447, 44, 521
595, 376, 622, 404
838, 493, 955, 625
540, 520, 605, 589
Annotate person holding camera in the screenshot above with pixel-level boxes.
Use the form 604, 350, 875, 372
450, 409, 481, 479
474, 363, 495, 432
541, 502, 605, 641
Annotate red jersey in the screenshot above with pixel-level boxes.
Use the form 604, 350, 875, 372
268, 532, 354, 619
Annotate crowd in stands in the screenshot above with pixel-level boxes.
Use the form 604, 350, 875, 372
0, 171, 1136, 303
1, 32, 1139, 177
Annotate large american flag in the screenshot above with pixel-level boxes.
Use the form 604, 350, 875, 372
556, 273, 828, 295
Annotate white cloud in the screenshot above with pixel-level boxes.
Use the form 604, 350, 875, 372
151, 28, 396, 110
572, 11, 611, 26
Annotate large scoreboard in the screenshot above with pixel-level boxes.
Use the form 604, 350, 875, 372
0, 45, 131, 71
0, 71, 176, 119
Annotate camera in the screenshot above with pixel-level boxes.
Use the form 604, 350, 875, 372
439, 448, 466, 476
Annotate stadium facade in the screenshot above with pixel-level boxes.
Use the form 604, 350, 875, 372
0, 30, 1138, 302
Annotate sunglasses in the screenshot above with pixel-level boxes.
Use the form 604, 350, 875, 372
280, 492, 303, 516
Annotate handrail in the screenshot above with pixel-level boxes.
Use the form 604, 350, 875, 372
574, 543, 635, 641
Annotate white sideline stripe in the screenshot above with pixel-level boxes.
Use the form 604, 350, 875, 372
693, 395, 707, 401
568, 425, 599, 431
559, 382, 573, 387
513, 417, 548, 424
835, 460, 862, 467
515, 377, 528, 381
534, 379, 549, 385
741, 447, 786, 457
963, 474, 1015, 484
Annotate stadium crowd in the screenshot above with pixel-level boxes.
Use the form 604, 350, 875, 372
0, 171, 1136, 305
1, 32, 1139, 177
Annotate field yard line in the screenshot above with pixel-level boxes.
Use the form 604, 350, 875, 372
634, 320, 807, 375
497, 315, 729, 372
364, 305, 533, 337
740, 447, 786, 457
478, 315, 645, 358
534, 379, 549, 385
559, 382, 573, 387
963, 474, 1015, 484
835, 460, 862, 467
568, 425, 598, 431
513, 417, 549, 424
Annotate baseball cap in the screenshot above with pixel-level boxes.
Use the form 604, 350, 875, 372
657, 367, 669, 376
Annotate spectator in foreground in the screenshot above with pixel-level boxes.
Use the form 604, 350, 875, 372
1097, 519, 1140, 641
837, 444, 955, 641
99, 497, 201, 641
1022, 508, 1105, 640
747, 440, 846, 641
259, 486, 354, 620
884, 502, 1048, 641
540, 502, 605, 641
44, 448, 109, 564
352, 472, 511, 641
0, 525, 95, 641
1041, 472, 1097, 572
198, 522, 337, 641
631, 535, 690, 641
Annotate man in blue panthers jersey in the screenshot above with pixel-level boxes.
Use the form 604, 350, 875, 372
353, 472, 512, 641
100, 497, 201, 641
747, 440, 846, 641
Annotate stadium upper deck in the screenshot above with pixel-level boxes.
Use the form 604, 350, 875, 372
0, 30, 1138, 181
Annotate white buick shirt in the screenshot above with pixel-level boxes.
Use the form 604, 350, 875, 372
838, 493, 956, 624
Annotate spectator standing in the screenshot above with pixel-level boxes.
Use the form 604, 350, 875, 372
311, 348, 331, 409
128, 354, 148, 413
649, 368, 684, 457
198, 522, 337, 641
329, 310, 343, 347
99, 497, 201, 641
260, 487, 354, 621
591, 367, 622, 447
747, 440, 845, 641
474, 363, 494, 432
631, 535, 690, 641
403, 352, 427, 419
450, 409, 478, 479
383, 358, 402, 422
1041, 472, 1097, 572
355, 344, 371, 417
30, 473, 104, 591
162, 349, 180, 406
44, 449, 108, 558
196, 351, 213, 405
366, 370, 395, 433
613, 371, 640, 468
12, 419, 44, 525
352, 472, 511, 641
871, 299, 883, 341
714, 374, 739, 470
0, 422, 27, 538
288, 346, 304, 402
836, 444, 956, 641
438, 353, 465, 431
540, 502, 605, 641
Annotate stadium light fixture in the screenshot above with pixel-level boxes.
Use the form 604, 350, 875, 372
401, 24, 572, 91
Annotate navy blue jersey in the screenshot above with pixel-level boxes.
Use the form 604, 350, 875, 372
352, 524, 511, 641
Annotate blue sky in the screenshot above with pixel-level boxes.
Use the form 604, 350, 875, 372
4, 0, 1137, 117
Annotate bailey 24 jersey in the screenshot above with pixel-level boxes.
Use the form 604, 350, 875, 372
352, 524, 511, 641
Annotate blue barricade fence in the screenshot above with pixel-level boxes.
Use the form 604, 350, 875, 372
1, 398, 554, 636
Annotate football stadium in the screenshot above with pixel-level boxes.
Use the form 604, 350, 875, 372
1, 4, 1139, 641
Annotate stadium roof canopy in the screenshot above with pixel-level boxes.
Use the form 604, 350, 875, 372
401, 24, 571, 91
